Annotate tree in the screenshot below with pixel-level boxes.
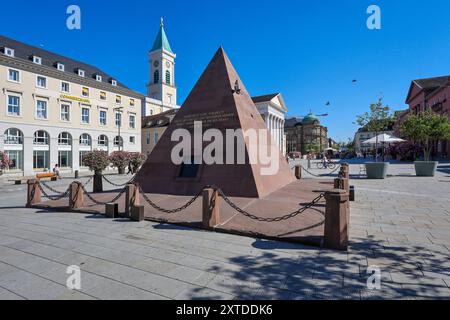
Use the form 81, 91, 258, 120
0, 151, 10, 172
401, 110, 450, 161
356, 98, 393, 161
109, 151, 131, 174
129, 153, 147, 173
304, 143, 319, 155
81, 150, 110, 193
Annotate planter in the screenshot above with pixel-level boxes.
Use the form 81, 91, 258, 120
93, 171, 103, 193
365, 162, 389, 179
414, 161, 438, 177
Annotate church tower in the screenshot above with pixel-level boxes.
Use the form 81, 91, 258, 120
147, 18, 177, 106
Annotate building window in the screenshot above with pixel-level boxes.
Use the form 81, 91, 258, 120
111, 79, 117, 86
130, 98, 135, 107
129, 115, 136, 129
61, 82, 70, 93
115, 113, 122, 127
5, 150, 23, 171
100, 91, 107, 100
58, 132, 72, 145
82, 87, 89, 97
32, 56, 42, 64
146, 133, 151, 145
58, 150, 72, 168
130, 136, 135, 144
80, 134, 92, 147
36, 100, 48, 119
99, 110, 107, 126
33, 150, 50, 170
60, 104, 70, 121
78, 69, 85, 77
95, 74, 102, 82
7, 95, 20, 116
98, 135, 108, 147
165, 70, 171, 85
154, 132, 159, 144
36, 76, 47, 88
114, 136, 123, 147
4, 47, 14, 57
34, 131, 49, 145
4, 128, 23, 145
167, 94, 172, 104
79, 151, 89, 167
81, 107, 90, 124
8, 69, 20, 82
57, 63, 65, 71
154, 70, 159, 84
116, 95, 122, 104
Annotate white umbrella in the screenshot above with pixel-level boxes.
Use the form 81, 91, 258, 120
362, 134, 405, 145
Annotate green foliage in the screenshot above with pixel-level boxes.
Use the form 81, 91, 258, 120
401, 110, 450, 161
129, 152, 147, 171
304, 143, 320, 154
109, 151, 131, 169
82, 150, 110, 172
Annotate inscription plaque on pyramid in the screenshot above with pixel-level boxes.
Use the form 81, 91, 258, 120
135, 47, 295, 198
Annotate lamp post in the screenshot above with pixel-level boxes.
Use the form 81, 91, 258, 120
114, 107, 124, 152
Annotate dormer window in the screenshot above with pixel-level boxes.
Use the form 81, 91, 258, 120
4, 47, 14, 57
77, 69, 85, 77
32, 55, 42, 65
56, 63, 65, 71
95, 74, 102, 82
111, 79, 117, 86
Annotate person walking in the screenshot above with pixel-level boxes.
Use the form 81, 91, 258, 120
53, 164, 61, 179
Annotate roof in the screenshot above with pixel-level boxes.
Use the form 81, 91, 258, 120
302, 113, 320, 124
150, 19, 173, 54
0, 35, 129, 89
142, 109, 178, 128
285, 117, 304, 128
413, 76, 449, 90
251, 93, 279, 104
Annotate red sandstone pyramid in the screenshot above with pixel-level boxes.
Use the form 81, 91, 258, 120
135, 47, 295, 198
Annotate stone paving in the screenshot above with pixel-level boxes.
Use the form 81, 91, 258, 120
0, 163, 449, 300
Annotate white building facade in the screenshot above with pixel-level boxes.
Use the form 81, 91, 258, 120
0, 35, 143, 177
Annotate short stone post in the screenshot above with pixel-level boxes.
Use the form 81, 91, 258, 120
341, 163, 350, 179
324, 189, 349, 251
105, 203, 118, 218
74, 170, 79, 179
349, 186, 355, 202
125, 184, 140, 217
131, 206, 145, 222
202, 188, 220, 228
295, 166, 302, 180
69, 182, 84, 209
26, 179, 41, 207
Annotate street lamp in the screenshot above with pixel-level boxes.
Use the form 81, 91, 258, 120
114, 106, 124, 152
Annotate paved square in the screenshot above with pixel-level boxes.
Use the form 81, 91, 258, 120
0, 163, 449, 300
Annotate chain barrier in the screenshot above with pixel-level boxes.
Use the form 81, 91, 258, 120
102, 174, 136, 187
301, 164, 342, 178
80, 184, 126, 206
138, 184, 204, 214
37, 182, 70, 201
216, 187, 325, 222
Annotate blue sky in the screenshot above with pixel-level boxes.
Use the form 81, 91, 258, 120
2, 0, 450, 141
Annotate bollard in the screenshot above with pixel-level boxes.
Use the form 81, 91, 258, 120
349, 186, 355, 202
341, 163, 350, 179
74, 170, 79, 179
324, 189, 349, 251
26, 179, 41, 207
105, 203, 119, 218
295, 166, 302, 180
69, 182, 84, 209
202, 188, 220, 228
125, 184, 140, 217
334, 178, 350, 193
131, 205, 145, 222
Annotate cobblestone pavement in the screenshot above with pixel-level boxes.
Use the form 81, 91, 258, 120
0, 165, 449, 300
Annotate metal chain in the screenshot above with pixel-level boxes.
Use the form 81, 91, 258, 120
217, 188, 325, 222
37, 182, 70, 201
102, 174, 136, 187
80, 184, 126, 205
138, 185, 203, 214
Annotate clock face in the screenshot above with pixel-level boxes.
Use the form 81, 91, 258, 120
153, 61, 159, 68
166, 62, 171, 68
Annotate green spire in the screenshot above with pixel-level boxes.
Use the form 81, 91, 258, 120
151, 18, 174, 54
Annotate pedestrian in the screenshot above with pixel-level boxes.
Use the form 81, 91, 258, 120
127, 161, 133, 175
53, 164, 61, 179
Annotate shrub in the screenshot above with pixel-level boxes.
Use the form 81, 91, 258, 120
129, 152, 147, 172
0, 151, 10, 170
109, 151, 131, 170
82, 150, 110, 173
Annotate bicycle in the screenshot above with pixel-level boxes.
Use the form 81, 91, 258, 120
316, 161, 336, 170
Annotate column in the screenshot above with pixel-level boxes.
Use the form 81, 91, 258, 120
23, 135, 34, 176
72, 137, 80, 172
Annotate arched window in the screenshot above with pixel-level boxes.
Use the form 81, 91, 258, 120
4, 128, 23, 145
165, 70, 171, 85
58, 132, 72, 145
98, 135, 108, 147
79, 134, 92, 147
34, 131, 49, 145
154, 70, 159, 84
114, 136, 123, 147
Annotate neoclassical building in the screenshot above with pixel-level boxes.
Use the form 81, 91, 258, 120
285, 113, 328, 155
252, 93, 287, 155
142, 19, 180, 117
0, 35, 143, 176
